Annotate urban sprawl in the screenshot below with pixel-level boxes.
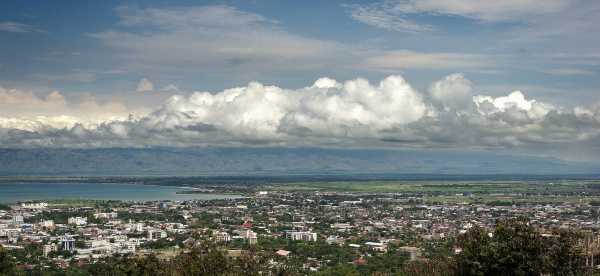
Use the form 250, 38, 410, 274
2, 180, 600, 275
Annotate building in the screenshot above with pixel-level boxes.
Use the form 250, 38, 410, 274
93, 212, 118, 219
326, 235, 344, 245
60, 236, 76, 252
243, 230, 258, 245
43, 244, 56, 257
41, 220, 55, 229
287, 231, 317, 242
147, 230, 167, 240
214, 231, 231, 243
124, 242, 136, 254
68, 217, 87, 226
11, 215, 23, 225
275, 249, 291, 257
331, 223, 353, 231
20, 202, 48, 209
365, 242, 387, 252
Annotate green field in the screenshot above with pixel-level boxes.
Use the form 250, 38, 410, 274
266, 180, 600, 204
268, 180, 599, 192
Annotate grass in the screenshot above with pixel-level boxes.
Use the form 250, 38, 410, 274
269, 180, 596, 192
267, 180, 600, 204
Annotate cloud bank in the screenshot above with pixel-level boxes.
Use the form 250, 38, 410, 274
0, 86, 132, 131
1, 74, 600, 155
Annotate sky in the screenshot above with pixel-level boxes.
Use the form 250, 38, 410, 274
1, 0, 600, 162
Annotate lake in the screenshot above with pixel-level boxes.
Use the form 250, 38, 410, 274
0, 182, 240, 203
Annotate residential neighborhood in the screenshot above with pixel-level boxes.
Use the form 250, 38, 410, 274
3, 185, 600, 274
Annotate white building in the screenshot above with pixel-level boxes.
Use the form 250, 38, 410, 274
93, 212, 118, 219
147, 230, 167, 240
243, 230, 258, 245
68, 217, 88, 226
214, 231, 231, 243
20, 202, 48, 209
60, 235, 76, 252
365, 242, 388, 252
287, 231, 317, 242
135, 223, 144, 232
123, 241, 136, 254
331, 223, 353, 231
326, 235, 344, 245
41, 220, 55, 229
11, 215, 23, 225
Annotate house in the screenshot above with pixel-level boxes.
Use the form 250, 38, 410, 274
214, 231, 231, 243
275, 249, 290, 257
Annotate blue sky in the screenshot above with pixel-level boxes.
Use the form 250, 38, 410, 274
1, 0, 600, 162
1, 0, 598, 102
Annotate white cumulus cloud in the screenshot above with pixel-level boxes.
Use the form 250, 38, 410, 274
429, 73, 473, 111
0, 86, 133, 131
0, 74, 599, 154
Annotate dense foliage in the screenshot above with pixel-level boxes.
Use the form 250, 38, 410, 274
0, 204, 11, 211
1, 247, 21, 276
454, 218, 586, 276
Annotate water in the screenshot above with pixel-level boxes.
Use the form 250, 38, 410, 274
0, 182, 240, 203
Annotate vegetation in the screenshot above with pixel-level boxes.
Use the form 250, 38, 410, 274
454, 218, 586, 276
1, 246, 21, 276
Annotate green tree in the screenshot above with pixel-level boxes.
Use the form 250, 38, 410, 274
454, 218, 586, 276
543, 230, 586, 275
314, 264, 360, 276
454, 225, 493, 276
171, 245, 232, 275
0, 246, 22, 276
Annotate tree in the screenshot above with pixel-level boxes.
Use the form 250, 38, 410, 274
454, 218, 586, 276
543, 230, 586, 275
0, 246, 22, 276
454, 225, 493, 276
314, 264, 360, 276
171, 245, 232, 275
402, 258, 455, 276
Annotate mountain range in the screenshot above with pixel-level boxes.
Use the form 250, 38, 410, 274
0, 147, 597, 176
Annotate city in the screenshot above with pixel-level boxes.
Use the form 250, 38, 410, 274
2, 179, 600, 275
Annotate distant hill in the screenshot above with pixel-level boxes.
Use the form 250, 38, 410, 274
0, 147, 597, 176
